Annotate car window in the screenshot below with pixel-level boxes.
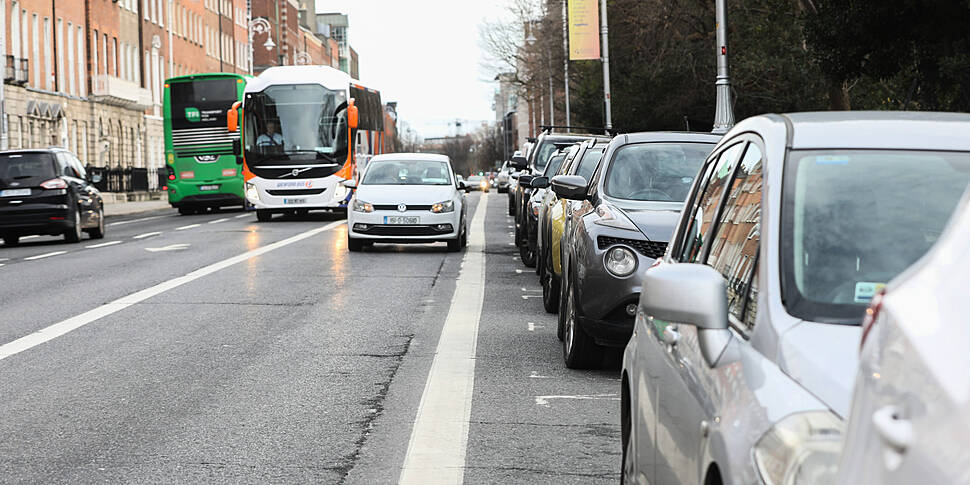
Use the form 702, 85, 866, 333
705, 144, 763, 328
574, 145, 605, 181
0, 152, 57, 181
678, 142, 746, 263
56, 153, 79, 178
70, 155, 86, 180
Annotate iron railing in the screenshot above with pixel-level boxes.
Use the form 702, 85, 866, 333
86, 166, 166, 193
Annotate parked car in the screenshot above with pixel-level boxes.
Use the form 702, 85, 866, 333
513, 131, 599, 266
466, 175, 490, 193
522, 147, 574, 268
496, 161, 512, 193
535, 138, 609, 313
836, 186, 970, 484
620, 112, 970, 485
345, 153, 467, 252
554, 132, 718, 368
0, 148, 106, 245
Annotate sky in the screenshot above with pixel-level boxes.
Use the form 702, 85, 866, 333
316, 1, 510, 139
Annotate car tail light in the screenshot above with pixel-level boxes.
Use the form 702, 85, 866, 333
860, 290, 885, 351
40, 178, 68, 190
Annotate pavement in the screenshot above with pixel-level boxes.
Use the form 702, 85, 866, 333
0, 193, 620, 484
103, 199, 174, 217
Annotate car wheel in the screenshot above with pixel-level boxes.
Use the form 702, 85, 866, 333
3, 236, 19, 246
621, 398, 635, 485
519, 243, 536, 268
508, 196, 515, 216
87, 207, 106, 239
562, 275, 603, 369
64, 208, 83, 243
256, 210, 272, 222
348, 236, 364, 252
541, 252, 560, 314
447, 235, 462, 252
460, 223, 468, 248
557, 265, 570, 341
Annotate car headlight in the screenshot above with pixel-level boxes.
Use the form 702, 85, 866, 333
604, 246, 637, 277
753, 411, 844, 485
352, 199, 374, 213
594, 204, 639, 231
531, 198, 542, 216
245, 182, 260, 201
431, 200, 455, 213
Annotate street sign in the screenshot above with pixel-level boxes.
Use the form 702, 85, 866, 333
568, 0, 601, 60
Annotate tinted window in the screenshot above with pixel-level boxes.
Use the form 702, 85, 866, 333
706, 145, 763, 327
543, 153, 568, 177
783, 149, 970, 324
533, 141, 560, 172
678, 142, 746, 262
604, 143, 712, 201
169, 78, 237, 130
575, 146, 605, 181
0, 152, 56, 184
362, 160, 452, 185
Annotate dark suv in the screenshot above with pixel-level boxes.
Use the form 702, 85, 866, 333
0, 148, 105, 245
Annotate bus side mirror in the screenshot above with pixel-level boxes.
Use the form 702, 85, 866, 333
348, 99, 359, 130
227, 101, 242, 132
232, 139, 241, 156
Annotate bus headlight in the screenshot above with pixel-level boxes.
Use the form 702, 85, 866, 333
353, 199, 374, 213
753, 411, 844, 485
245, 182, 260, 201
431, 200, 454, 213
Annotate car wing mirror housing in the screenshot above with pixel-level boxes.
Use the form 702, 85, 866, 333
530, 176, 550, 189
640, 263, 736, 367
517, 174, 534, 186
340, 179, 357, 189
511, 155, 528, 170
550, 175, 588, 200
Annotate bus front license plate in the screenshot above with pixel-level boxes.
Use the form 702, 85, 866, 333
199, 185, 220, 191
384, 216, 419, 225
283, 198, 306, 205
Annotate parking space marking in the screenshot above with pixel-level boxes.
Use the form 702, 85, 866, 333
400, 195, 488, 485
208, 218, 229, 224
521, 295, 541, 300
133, 232, 161, 239
527, 322, 545, 331
534, 394, 620, 408
234, 214, 250, 219
0, 220, 343, 362
175, 224, 200, 231
107, 215, 167, 227
530, 371, 553, 379
24, 251, 68, 261
86, 241, 122, 249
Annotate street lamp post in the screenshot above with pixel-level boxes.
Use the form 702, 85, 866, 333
562, 0, 570, 126
600, 0, 612, 131
249, 17, 276, 75
712, 0, 735, 134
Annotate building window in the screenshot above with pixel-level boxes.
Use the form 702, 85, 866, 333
112, 37, 118, 77
102, 34, 108, 78
32, 14, 39, 87
43, 17, 52, 90
144, 0, 150, 20
10, 2, 20, 62
67, 21, 76, 94
77, 26, 85, 97
56, 19, 64, 92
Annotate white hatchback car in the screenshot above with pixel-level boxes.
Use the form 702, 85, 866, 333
345, 153, 468, 252
837, 188, 970, 485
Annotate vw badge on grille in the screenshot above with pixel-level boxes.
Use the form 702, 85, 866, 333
398, 204, 407, 212
291, 169, 301, 177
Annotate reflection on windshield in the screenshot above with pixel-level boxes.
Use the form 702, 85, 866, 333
244, 84, 347, 165
784, 150, 970, 323
604, 143, 712, 201
362, 160, 452, 185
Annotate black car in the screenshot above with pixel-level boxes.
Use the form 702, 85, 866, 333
0, 148, 106, 245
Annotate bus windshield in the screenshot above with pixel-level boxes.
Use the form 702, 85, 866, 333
243, 84, 348, 165
169, 78, 239, 156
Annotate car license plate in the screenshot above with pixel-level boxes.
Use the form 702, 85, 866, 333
199, 184, 220, 191
385, 216, 419, 225
283, 198, 306, 205
0, 189, 30, 197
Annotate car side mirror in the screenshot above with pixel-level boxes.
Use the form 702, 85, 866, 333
457, 180, 467, 191
640, 263, 735, 367
518, 174, 534, 186
511, 155, 528, 170
341, 179, 357, 189
550, 175, 588, 200
530, 176, 549, 189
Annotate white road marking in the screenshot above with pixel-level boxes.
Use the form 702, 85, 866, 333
534, 394, 620, 407
208, 218, 229, 224
24, 251, 67, 261
234, 213, 250, 219
132, 232, 161, 239
0, 263, 5, 267
527, 322, 545, 332
529, 371, 553, 379
0, 220, 342, 362
107, 215, 167, 227
0, 258, 8, 262
515, 269, 524, 274
175, 224, 200, 231
521, 287, 541, 292
400, 195, 488, 485
85, 240, 122, 249
521, 295, 542, 300
145, 243, 189, 252
21, 235, 39, 240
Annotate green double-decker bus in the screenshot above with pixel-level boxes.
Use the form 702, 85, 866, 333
163, 73, 249, 215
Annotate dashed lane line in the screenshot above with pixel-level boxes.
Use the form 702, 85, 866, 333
399, 194, 488, 484
0, 220, 343, 362
234, 213, 250, 219
132, 232, 161, 239
86, 241, 122, 249
208, 218, 229, 224
175, 224, 200, 231
106, 215, 169, 227
23, 251, 68, 261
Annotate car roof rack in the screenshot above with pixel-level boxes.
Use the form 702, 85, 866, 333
540, 125, 615, 136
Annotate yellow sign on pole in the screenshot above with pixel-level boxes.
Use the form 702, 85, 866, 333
568, 0, 601, 60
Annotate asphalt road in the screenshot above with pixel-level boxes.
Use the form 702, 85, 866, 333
0, 192, 620, 484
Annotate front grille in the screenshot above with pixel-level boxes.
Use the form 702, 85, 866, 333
597, 236, 667, 259
248, 165, 340, 180
266, 188, 326, 196
358, 225, 451, 236
373, 204, 433, 211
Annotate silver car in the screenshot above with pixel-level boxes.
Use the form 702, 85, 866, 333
836, 188, 970, 484
621, 112, 970, 485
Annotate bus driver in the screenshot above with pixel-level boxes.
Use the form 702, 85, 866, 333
257, 120, 284, 148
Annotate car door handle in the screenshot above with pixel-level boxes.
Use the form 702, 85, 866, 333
872, 405, 912, 453
662, 326, 681, 345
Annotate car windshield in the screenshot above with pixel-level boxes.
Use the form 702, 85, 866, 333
362, 160, 452, 185
603, 143, 713, 201
467, 176, 484, 183
782, 149, 970, 324
534, 141, 565, 172
0, 153, 56, 186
